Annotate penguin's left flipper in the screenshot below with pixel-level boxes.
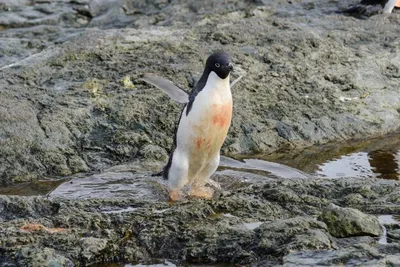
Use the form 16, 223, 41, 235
140, 74, 189, 104
141, 74, 244, 104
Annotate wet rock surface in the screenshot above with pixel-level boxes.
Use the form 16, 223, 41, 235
0, 174, 400, 266
1, 0, 400, 266
1, 0, 400, 183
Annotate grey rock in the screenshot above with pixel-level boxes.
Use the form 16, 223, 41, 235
386, 224, 400, 243
16, 247, 74, 267
0, 177, 398, 265
0, 0, 400, 183
80, 237, 108, 262
1, 1, 400, 265
257, 216, 335, 255
319, 203, 382, 238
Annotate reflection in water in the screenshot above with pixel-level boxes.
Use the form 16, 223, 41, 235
2, 135, 400, 198
316, 152, 374, 178
221, 146, 400, 180
316, 147, 400, 179
235, 134, 400, 180
369, 150, 400, 180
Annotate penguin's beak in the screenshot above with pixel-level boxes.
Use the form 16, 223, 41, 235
228, 62, 234, 71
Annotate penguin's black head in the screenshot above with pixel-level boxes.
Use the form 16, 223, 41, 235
205, 51, 233, 79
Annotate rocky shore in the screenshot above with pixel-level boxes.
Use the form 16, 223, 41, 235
1, 0, 400, 183
1, 175, 400, 266
1, 0, 400, 266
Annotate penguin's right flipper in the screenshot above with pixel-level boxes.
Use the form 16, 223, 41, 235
140, 74, 189, 104
230, 75, 243, 88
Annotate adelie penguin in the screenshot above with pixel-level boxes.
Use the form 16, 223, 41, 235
141, 52, 242, 202
341, 0, 400, 17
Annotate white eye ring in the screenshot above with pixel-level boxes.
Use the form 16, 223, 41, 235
215, 63, 220, 68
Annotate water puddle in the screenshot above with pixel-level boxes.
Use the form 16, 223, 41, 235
2, 134, 400, 198
91, 261, 176, 267
0, 179, 68, 196
48, 172, 165, 201
93, 260, 233, 267
230, 134, 400, 180
126, 261, 176, 267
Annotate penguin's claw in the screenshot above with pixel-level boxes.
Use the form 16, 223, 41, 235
168, 190, 182, 202
189, 185, 214, 199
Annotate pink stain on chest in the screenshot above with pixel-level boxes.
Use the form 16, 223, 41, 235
211, 103, 232, 128
191, 103, 232, 151
195, 138, 203, 149
195, 137, 211, 149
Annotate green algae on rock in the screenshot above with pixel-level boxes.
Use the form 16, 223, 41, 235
319, 204, 382, 238
1, 0, 400, 183
0, 176, 399, 266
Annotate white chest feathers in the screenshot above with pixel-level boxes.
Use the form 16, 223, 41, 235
176, 72, 232, 154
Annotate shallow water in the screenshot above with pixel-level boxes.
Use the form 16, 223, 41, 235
229, 134, 400, 180
92, 261, 234, 267
48, 172, 164, 201
2, 134, 400, 199
0, 179, 67, 196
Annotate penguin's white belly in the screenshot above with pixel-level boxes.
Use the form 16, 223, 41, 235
176, 84, 232, 183
188, 101, 232, 154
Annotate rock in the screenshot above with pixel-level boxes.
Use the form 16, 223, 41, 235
386, 224, 400, 243
1, 0, 400, 183
387, 229, 400, 243
319, 203, 382, 238
68, 155, 90, 173
0, 195, 59, 221
1, 1, 400, 265
0, 177, 398, 265
257, 216, 334, 255
80, 237, 108, 262
139, 144, 168, 161
16, 247, 74, 267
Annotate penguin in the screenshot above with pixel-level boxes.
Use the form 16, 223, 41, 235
341, 0, 400, 17
141, 52, 240, 201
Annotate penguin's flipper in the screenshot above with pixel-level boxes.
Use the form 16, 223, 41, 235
230, 75, 243, 88
141, 74, 189, 104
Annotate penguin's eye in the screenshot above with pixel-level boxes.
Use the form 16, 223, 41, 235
215, 63, 220, 68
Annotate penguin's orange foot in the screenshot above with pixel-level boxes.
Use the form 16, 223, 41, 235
189, 185, 214, 199
396, 0, 400, 8
168, 190, 182, 202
